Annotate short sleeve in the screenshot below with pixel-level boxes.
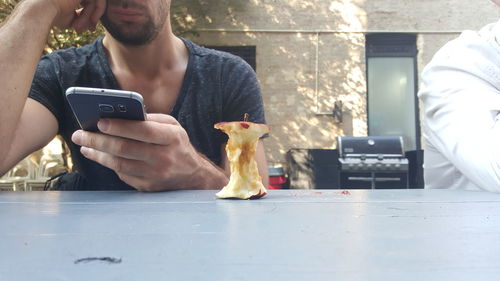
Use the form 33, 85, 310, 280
28, 56, 65, 133
221, 56, 267, 126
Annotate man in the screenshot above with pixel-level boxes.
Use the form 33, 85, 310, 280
418, 0, 500, 191
0, 0, 268, 191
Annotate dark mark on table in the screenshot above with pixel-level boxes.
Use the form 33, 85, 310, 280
387, 207, 407, 211
74, 257, 122, 265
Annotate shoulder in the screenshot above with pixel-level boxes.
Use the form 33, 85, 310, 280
422, 22, 500, 89
433, 23, 499, 63
40, 38, 102, 66
34, 38, 105, 87
182, 38, 254, 73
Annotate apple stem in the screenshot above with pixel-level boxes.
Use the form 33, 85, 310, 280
243, 113, 249, 122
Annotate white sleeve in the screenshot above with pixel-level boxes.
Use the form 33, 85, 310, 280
420, 62, 500, 191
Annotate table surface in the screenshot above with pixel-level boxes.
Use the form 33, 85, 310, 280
1, 189, 500, 281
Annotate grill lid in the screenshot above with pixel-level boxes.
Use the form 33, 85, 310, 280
338, 136, 405, 158
337, 136, 408, 172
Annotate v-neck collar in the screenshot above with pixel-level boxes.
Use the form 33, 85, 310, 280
95, 36, 194, 118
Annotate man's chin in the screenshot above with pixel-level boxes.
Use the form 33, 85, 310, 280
112, 35, 154, 46
102, 18, 158, 46
105, 28, 158, 46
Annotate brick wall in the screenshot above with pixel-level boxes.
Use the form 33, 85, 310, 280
174, 0, 500, 165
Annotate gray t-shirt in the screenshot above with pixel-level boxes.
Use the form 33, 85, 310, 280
29, 37, 266, 190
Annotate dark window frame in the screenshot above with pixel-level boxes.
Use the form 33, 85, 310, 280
365, 33, 421, 151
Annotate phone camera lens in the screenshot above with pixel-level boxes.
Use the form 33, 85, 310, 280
98, 104, 114, 113
117, 104, 127, 112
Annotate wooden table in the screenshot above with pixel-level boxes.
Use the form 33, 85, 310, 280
1, 189, 499, 281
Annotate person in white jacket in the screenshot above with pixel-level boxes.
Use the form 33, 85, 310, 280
419, 0, 500, 191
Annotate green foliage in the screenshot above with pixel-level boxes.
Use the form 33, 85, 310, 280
0, 0, 197, 54
46, 27, 106, 54
0, 0, 14, 19
171, 1, 202, 37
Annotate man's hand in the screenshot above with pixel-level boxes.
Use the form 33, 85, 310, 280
0, 0, 105, 173
71, 114, 229, 191
48, 0, 106, 33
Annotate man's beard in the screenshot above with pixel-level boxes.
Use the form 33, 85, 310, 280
101, 14, 161, 46
101, 0, 168, 46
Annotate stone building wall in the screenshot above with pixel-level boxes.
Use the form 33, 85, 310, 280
176, 0, 500, 166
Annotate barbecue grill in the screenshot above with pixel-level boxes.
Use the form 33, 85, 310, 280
337, 136, 409, 189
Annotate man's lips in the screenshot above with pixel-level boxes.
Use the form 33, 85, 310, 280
108, 7, 144, 20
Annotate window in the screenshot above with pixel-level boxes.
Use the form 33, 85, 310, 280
366, 33, 420, 151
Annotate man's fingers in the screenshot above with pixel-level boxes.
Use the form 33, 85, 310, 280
72, 130, 150, 161
80, 148, 177, 192
72, 2, 95, 33
146, 113, 180, 125
71, 0, 105, 33
90, 0, 106, 24
97, 117, 183, 145
80, 146, 149, 177
69, 9, 83, 31
116, 173, 157, 192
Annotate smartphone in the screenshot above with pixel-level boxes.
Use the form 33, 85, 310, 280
66, 87, 147, 132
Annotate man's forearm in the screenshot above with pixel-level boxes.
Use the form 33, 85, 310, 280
193, 153, 230, 190
0, 0, 57, 161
